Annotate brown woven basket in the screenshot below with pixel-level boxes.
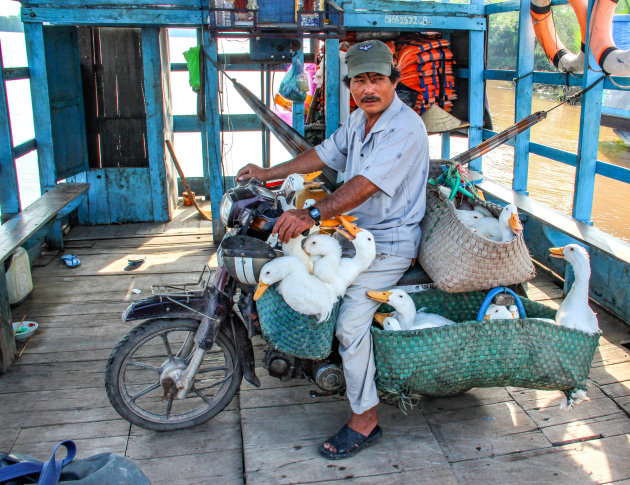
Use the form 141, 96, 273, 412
418, 185, 536, 292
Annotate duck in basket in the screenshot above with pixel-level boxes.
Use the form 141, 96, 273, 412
369, 243, 599, 409
254, 218, 376, 319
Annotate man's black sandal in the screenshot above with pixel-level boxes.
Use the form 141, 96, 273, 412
319, 425, 382, 460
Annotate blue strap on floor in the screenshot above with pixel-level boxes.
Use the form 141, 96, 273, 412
0, 440, 76, 485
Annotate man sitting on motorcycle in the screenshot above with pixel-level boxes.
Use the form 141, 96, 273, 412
236, 39, 429, 460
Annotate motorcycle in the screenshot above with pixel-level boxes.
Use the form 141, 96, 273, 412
105, 178, 346, 431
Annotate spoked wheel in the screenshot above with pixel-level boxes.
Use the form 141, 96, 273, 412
105, 318, 242, 431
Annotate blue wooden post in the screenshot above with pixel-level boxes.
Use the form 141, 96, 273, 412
201, 29, 225, 242
292, 48, 305, 136
142, 27, 170, 222
468, 29, 484, 171
0, 40, 20, 221
23, 23, 55, 191
573, 0, 604, 223
325, 38, 340, 138
441, 133, 451, 159
23, 22, 63, 248
513, 0, 535, 193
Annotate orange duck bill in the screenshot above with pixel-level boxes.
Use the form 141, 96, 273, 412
509, 213, 523, 234
253, 281, 270, 301
366, 290, 392, 304
373, 312, 394, 327
336, 215, 362, 240
549, 246, 566, 259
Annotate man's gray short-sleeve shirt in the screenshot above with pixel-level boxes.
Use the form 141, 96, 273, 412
315, 93, 429, 259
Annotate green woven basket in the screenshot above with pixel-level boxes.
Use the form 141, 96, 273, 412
256, 284, 341, 360
371, 290, 600, 399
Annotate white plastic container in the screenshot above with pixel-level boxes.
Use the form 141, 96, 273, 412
5, 247, 33, 306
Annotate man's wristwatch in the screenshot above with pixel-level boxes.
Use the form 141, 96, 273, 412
308, 207, 321, 226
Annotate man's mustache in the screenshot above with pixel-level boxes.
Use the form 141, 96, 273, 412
361, 96, 381, 102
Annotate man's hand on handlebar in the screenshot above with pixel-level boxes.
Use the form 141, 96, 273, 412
273, 209, 315, 244
236, 164, 269, 184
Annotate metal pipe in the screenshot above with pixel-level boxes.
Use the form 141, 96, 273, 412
450, 111, 548, 166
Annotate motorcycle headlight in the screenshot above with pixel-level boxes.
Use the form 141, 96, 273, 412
219, 192, 234, 227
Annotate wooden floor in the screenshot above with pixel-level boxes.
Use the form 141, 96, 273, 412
2, 204, 630, 484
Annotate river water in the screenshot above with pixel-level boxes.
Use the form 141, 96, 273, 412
436, 80, 630, 243
491, 81, 630, 242
2, 30, 629, 242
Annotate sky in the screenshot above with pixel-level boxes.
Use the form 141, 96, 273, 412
1, 1, 20, 16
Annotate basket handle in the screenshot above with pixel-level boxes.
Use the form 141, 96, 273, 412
476, 287, 527, 321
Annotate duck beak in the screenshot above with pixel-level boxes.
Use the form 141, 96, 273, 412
253, 281, 270, 301
484, 314, 491, 321
301, 171, 322, 183
304, 181, 325, 189
366, 290, 392, 304
320, 219, 340, 228
509, 213, 523, 234
373, 312, 394, 327
339, 215, 361, 239
335, 226, 354, 240
549, 246, 566, 259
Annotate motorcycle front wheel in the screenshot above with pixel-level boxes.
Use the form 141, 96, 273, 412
105, 318, 242, 431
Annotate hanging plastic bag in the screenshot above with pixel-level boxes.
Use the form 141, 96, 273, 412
279, 54, 308, 102
183, 46, 201, 92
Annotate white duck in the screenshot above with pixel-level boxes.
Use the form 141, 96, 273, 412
549, 244, 599, 335
367, 289, 457, 331
472, 203, 523, 242
254, 256, 337, 322
277, 171, 323, 211
457, 208, 484, 227
282, 235, 314, 274
484, 303, 516, 320
301, 232, 346, 298
335, 216, 376, 288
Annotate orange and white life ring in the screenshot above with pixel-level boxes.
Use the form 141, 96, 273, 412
530, 0, 588, 74
531, 0, 630, 76
589, 0, 630, 76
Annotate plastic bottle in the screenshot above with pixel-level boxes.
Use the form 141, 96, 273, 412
5, 247, 33, 306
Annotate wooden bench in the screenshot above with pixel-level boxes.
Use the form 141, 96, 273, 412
0, 182, 90, 373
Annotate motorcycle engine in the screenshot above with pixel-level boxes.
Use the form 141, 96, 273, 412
313, 363, 345, 392
264, 349, 298, 381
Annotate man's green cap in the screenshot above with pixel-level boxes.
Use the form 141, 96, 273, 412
345, 40, 393, 78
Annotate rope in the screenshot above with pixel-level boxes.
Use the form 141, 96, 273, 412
545, 74, 605, 113
512, 70, 534, 84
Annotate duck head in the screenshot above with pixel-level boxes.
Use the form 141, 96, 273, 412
499, 204, 523, 235
484, 303, 514, 320
301, 232, 342, 262
366, 289, 417, 328
281, 171, 324, 197
549, 244, 591, 277
254, 256, 301, 301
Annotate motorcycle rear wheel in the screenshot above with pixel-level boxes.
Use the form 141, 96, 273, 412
105, 318, 242, 431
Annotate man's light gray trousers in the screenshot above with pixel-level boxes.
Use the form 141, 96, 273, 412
336, 253, 412, 414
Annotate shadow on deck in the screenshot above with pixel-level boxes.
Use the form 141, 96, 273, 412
1, 204, 630, 484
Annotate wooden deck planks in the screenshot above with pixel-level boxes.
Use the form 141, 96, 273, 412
1, 205, 629, 484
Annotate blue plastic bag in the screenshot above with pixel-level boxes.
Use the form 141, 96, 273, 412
279, 54, 309, 103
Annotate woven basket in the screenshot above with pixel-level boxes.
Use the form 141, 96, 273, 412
418, 185, 536, 292
256, 284, 341, 360
371, 290, 600, 399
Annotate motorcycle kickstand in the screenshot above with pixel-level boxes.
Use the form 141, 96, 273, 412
176, 346, 206, 399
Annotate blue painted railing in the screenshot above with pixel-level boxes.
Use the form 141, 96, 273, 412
0, 47, 37, 219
